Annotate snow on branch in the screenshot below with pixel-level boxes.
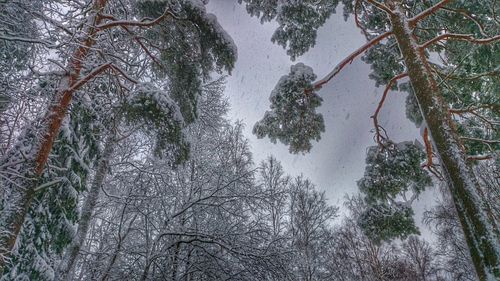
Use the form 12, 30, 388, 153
0, 35, 56, 48
96, 8, 179, 30
365, 0, 395, 15
66, 63, 113, 93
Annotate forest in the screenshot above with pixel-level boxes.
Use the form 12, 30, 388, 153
0, 0, 498, 280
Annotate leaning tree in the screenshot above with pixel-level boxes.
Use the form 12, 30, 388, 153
240, 0, 499, 279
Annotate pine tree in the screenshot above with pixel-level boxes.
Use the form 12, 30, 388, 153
240, 1, 499, 279
0, 0, 237, 275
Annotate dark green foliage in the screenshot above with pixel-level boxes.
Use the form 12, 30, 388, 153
239, 0, 339, 60
362, 38, 404, 87
124, 83, 190, 163
137, 0, 237, 124
357, 141, 432, 242
3, 100, 102, 281
358, 142, 432, 203
271, 1, 338, 60
358, 202, 419, 243
253, 63, 324, 153
400, 83, 423, 127
237, 0, 278, 23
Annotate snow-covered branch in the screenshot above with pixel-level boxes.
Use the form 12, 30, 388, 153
96, 9, 177, 31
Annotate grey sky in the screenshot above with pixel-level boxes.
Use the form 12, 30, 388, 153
207, 1, 439, 234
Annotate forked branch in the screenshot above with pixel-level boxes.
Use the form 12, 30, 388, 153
371, 72, 408, 145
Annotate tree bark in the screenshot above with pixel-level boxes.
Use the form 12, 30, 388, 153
0, 0, 108, 273
387, 4, 499, 280
55, 135, 116, 281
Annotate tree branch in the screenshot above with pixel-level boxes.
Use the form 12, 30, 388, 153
0, 35, 56, 47
460, 137, 499, 145
66, 63, 112, 93
110, 64, 139, 84
409, 0, 455, 27
420, 33, 500, 49
311, 31, 392, 91
467, 155, 494, 162
96, 9, 177, 30
365, 0, 395, 15
354, 0, 370, 39
449, 104, 500, 115
371, 72, 408, 145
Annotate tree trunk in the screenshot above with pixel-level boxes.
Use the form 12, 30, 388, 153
55, 135, 116, 281
387, 4, 499, 280
0, 0, 108, 274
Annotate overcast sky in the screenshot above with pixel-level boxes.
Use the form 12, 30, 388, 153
206, 1, 438, 233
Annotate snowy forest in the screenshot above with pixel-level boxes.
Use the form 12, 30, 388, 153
0, 0, 498, 280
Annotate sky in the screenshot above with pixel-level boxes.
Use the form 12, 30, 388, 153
206, 1, 439, 233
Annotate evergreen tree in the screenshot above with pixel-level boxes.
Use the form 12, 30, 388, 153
240, 0, 499, 279
0, 0, 237, 275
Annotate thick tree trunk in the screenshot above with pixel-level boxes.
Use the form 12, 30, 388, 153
0, 0, 108, 274
55, 135, 116, 281
388, 5, 499, 280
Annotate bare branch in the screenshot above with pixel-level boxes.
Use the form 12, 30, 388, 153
370, 72, 408, 145
311, 31, 392, 91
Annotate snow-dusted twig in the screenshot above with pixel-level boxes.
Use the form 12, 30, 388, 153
33, 179, 63, 192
